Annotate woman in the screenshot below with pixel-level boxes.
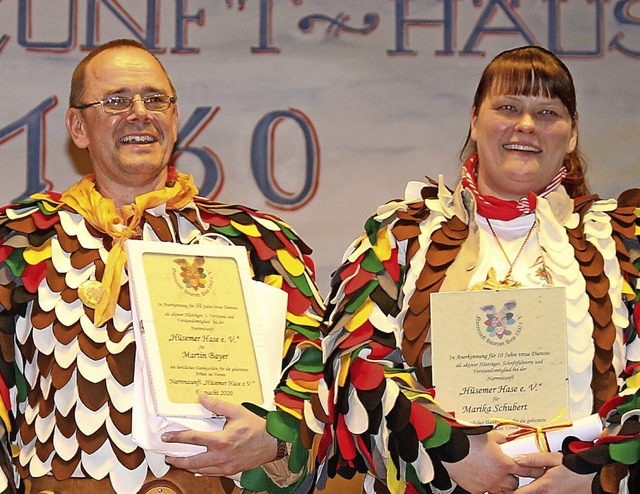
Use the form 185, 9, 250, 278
314, 46, 640, 493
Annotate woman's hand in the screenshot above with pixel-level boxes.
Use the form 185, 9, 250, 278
444, 431, 529, 494
512, 452, 594, 493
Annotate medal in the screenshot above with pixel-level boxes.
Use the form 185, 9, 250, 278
78, 280, 107, 309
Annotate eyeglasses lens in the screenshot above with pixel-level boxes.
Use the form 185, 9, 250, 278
103, 96, 172, 113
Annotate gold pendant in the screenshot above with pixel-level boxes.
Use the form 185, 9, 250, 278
469, 267, 521, 291
78, 280, 107, 308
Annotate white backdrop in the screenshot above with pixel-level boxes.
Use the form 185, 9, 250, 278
0, 1, 639, 291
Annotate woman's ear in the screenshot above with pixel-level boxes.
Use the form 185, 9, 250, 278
65, 108, 90, 149
567, 121, 578, 154
470, 106, 478, 142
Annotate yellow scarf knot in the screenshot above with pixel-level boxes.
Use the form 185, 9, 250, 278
60, 170, 198, 327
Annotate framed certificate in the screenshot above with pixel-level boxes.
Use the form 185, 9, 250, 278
430, 287, 569, 425
127, 240, 265, 418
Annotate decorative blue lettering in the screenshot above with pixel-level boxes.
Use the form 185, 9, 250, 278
0, 98, 57, 202
548, 0, 604, 57
461, 0, 537, 55
173, 107, 224, 199
82, 0, 161, 51
172, 0, 204, 54
388, 0, 456, 55
610, 0, 640, 57
251, 109, 319, 210
19, 0, 75, 51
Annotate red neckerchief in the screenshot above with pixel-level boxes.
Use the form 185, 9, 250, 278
460, 153, 567, 220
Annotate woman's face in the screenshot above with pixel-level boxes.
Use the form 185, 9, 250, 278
470, 89, 577, 200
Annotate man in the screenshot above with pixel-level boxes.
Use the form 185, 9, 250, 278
0, 39, 324, 494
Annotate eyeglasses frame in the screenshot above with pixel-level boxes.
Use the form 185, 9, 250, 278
71, 94, 177, 115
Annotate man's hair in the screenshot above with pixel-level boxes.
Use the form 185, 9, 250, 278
68, 38, 177, 107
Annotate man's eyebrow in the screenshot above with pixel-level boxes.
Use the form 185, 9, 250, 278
100, 86, 167, 97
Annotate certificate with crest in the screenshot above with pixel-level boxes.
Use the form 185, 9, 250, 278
126, 239, 282, 420
430, 287, 569, 426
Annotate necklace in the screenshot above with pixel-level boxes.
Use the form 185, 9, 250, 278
486, 218, 536, 287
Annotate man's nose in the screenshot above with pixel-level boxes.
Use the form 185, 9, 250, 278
128, 96, 150, 119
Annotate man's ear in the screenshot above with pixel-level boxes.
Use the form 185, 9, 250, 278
65, 108, 90, 149
172, 105, 179, 143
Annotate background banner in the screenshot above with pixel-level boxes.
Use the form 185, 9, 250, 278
0, 0, 638, 290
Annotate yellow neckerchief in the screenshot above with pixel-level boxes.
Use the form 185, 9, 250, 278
59, 170, 198, 327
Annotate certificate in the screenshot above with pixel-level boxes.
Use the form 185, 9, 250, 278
430, 287, 569, 426
500, 413, 603, 486
127, 240, 266, 418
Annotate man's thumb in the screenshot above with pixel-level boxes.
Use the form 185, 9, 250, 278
199, 393, 239, 418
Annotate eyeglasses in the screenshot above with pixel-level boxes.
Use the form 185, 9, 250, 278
72, 94, 176, 114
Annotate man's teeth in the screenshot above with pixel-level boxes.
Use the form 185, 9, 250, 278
120, 135, 156, 143
503, 143, 540, 152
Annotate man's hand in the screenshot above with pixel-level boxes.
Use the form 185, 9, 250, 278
162, 394, 278, 477
513, 452, 594, 493
443, 431, 529, 494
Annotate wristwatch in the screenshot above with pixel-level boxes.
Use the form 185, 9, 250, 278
274, 438, 288, 460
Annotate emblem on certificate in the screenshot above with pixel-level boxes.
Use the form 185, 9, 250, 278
126, 240, 273, 418
430, 287, 569, 425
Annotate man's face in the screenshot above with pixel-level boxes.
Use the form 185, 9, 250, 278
66, 47, 179, 191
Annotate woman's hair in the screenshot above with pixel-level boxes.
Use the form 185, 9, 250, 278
459, 45, 589, 197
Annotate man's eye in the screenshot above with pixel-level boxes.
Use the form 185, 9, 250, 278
145, 95, 163, 104
108, 97, 130, 107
